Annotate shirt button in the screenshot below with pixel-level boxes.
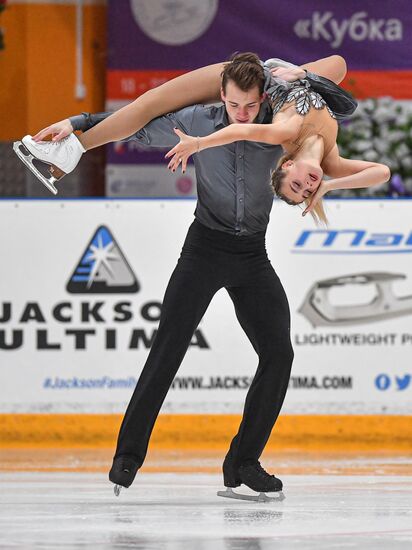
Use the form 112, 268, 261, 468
239, 197, 244, 203
238, 177, 243, 181
238, 154, 243, 159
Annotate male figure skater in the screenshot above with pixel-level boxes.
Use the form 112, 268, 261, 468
80, 54, 293, 500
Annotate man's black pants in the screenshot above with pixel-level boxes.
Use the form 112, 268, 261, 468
115, 220, 294, 469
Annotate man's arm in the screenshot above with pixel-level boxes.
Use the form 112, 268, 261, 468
33, 106, 197, 147
69, 112, 113, 132
32, 112, 113, 142
130, 107, 196, 148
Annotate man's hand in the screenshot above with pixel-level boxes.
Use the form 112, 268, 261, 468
270, 66, 306, 82
33, 119, 74, 142
165, 128, 198, 173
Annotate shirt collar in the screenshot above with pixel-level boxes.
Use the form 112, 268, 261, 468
213, 105, 228, 129
214, 101, 272, 129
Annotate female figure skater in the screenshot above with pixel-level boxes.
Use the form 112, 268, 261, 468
163, 63, 389, 221
14, 53, 384, 224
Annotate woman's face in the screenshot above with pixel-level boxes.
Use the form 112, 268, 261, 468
278, 159, 323, 204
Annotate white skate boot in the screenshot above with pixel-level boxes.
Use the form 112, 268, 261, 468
13, 134, 86, 194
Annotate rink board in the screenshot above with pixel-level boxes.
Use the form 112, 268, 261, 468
1, 199, 412, 420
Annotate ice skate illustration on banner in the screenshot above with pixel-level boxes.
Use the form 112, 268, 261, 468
13, 134, 85, 194
217, 457, 285, 503
299, 272, 412, 327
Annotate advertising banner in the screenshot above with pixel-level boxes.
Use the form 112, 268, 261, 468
1, 200, 411, 415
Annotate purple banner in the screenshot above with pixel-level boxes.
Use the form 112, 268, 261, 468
109, 0, 412, 70
107, 142, 168, 165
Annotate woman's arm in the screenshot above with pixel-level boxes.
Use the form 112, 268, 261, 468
303, 145, 391, 216
200, 122, 290, 149
322, 145, 391, 190
166, 123, 290, 172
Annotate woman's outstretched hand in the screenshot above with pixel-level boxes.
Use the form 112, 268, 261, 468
33, 119, 74, 142
165, 128, 199, 173
302, 180, 329, 216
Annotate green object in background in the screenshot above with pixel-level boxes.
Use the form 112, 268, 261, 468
336, 97, 412, 198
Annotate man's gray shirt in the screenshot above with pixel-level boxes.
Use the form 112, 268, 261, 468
71, 104, 282, 236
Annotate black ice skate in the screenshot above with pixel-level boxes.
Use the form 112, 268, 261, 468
109, 456, 139, 496
218, 459, 285, 502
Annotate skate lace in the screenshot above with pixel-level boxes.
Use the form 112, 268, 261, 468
50, 139, 68, 147
42, 138, 68, 154
117, 457, 136, 473
253, 461, 274, 480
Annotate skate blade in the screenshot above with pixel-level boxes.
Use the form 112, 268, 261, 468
217, 487, 285, 503
113, 484, 122, 497
13, 141, 59, 195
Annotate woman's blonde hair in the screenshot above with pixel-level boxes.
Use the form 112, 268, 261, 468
270, 153, 328, 226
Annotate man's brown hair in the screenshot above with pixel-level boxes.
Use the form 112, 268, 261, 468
221, 52, 265, 95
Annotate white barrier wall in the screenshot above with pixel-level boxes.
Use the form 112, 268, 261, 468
1, 199, 411, 414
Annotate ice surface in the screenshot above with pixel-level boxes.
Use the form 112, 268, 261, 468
1, 472, 411, 549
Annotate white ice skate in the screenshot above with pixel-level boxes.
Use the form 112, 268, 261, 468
217, 487, 285, 503
13, 134, 85, 195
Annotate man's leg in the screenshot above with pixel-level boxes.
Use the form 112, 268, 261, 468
112, 251, 219, 481
225, 263, 294, 472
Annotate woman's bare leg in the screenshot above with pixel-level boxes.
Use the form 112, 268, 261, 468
79, 63, 225, 150
300, 55, 347, 84
79, 56, 347, 151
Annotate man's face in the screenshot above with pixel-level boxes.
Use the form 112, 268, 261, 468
221, 80, 264, 125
